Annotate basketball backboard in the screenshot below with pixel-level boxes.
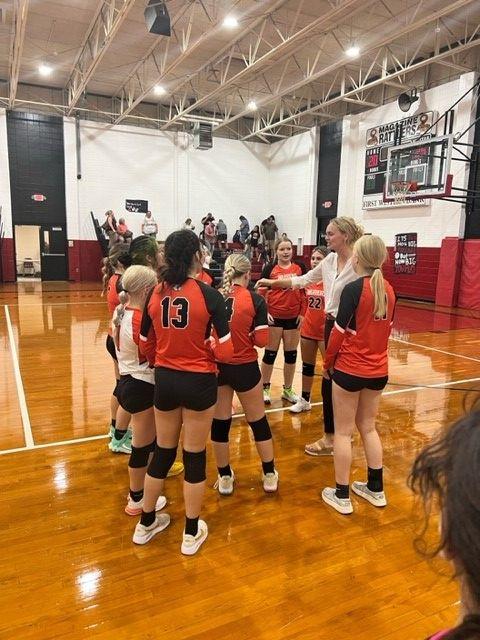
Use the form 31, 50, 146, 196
384, 134, 453, 203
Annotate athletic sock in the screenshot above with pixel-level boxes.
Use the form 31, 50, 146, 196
111, 419, 116, 428
140, 509, 155, 527
302, 391, 311, 402
114, 428, 127, 440
262, 460, 275, 475
263, 383, 271, 390
218, 464, 232, 477
129, 489, 144, 502
367, 467, 383, 493
185, 516, 199, 537
335, 483, 350, 499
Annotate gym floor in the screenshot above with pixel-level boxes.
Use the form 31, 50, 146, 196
2, 282, 480, 639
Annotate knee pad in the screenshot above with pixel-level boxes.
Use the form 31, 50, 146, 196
263, 349, 278, 365
113, 381, 119, 399
302, 362, 315, 377
284, 350, 297, 364
128, 440, 155, 469
183, 449, 206, 484
147, 445, 177, 479
211, 418, 232, 443
249, 416, 272, 442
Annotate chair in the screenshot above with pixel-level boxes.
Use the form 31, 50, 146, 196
23, 258, 35, 276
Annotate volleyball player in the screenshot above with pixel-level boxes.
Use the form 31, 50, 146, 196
132, 229, 234, 555
112, 265, 167, 516
256, 217, 363, 455
211, 254, 278, 496
290, 246, 328, 415
127, 235, 184, 477
320, 235, 395, 515
102, 246, 132, 453
259, 238, 306, 404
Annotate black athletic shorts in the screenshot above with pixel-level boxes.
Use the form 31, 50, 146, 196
106, 334, 117, 362
116, 375, 154, 414
271, 317, 299, 330
217, 361, 261, 393
332, 369, 388, 392
154, 367, 217, 412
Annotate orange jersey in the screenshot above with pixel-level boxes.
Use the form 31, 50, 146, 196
106, 273, 122, 336
261, 262, 307, 319
301, 282, 325, 341
197, 268, 214, 286
324, 276, 396, 377
223, 285, 269, 364
140, 277, 233, 373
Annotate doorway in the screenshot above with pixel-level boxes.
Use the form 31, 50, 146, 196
14, 225, 41, 280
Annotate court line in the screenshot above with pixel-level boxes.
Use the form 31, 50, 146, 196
4, 305, 34, 449
2, 301, 105, 307
1, 375, 480, 457
391, 337, 480, 363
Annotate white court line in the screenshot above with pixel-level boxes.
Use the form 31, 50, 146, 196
391, 337, 480, 363
4, 305, 34, 448
2, 301, 105, 307
1, 375, 480, 457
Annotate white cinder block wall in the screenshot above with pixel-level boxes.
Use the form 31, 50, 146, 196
0, 110, 13, 238
63, 121, 318, 247
338, 72, 478, 248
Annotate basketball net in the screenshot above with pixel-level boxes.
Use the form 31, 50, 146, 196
392, 180, 417, 205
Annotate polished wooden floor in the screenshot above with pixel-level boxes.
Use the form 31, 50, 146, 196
2, 281, 480, 639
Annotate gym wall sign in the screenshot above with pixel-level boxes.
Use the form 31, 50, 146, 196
125, 199, 148, 213
31, 194, 47, 202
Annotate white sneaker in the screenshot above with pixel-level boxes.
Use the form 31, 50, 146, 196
262, 470, 279, 493
181, 519, 208, 556
263, 387, 271, 404
321, 487, 353, 515
351, 481, 387, 507
290, 397, 311, 413
132, 513, 171, 545
214, 470, 235, 496
125, 494, 167, 516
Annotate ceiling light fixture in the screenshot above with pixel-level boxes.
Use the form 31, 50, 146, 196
223, 16, 238, 28
154, 85, 166, 96
39, 64, 53, 76
247, 100, 257, 111
345, 46, 360, 58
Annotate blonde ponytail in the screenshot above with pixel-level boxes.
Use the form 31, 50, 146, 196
112, 265, 157, 349
221, 253, 251, 297
353, 235, 389, 320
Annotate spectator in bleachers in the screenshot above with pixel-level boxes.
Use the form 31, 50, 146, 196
117, 218, 133, 245
216, 219, 228, 249
239, 215, 250, 244
204, 217, 216, 251
141, 211, 158, 238
101, 210, 118, 248
261, 215, 279, 259
182, 218, 195, 231
245, 225, 261, 260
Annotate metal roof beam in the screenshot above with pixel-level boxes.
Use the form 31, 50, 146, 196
65, 0, 136, 115
8, 0, 29, 108
160, 0, 377, 131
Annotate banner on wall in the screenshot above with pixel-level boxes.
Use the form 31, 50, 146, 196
125, 199, 148, 213
363, 112, 436, 210
394, 233, 417, 274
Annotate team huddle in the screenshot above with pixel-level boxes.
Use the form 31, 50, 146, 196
102, 217, 395, 556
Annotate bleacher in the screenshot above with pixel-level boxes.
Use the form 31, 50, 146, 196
90, 211, 109, 257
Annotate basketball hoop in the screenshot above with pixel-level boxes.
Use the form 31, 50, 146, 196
391, 180, 417, 205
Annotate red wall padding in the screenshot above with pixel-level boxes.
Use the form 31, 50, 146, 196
458, 240, 480, 310
69, 240, 103, 282
383, 246, 440, 302
1, 238, 15, 282
435, 237, 463, 307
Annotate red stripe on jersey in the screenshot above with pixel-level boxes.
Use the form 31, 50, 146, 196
264, 263, 306, 319
301, 282, 325, 341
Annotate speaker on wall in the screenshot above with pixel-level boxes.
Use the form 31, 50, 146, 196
144, 1, 171, 36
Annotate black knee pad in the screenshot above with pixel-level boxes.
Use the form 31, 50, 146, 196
128, 440, 155, 469
211, 418, 232, 443
113, 381, 119, 399
183, 449, 206, 484
263, 349, 278, 365
302, 362, 315, 377
284, 350, 297, 364
147, 445, 177, 479
249, 416, 272, 442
